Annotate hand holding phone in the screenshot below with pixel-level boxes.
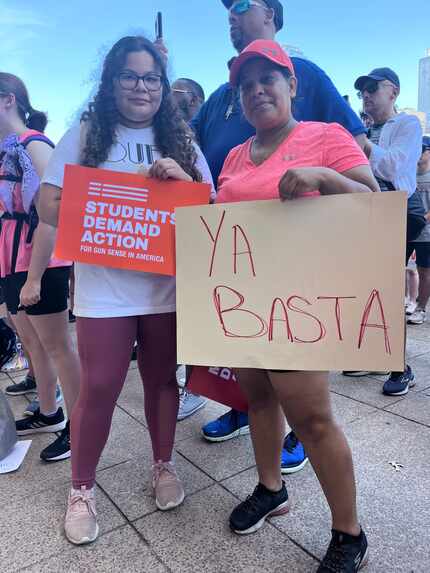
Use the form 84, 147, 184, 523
155, 12, 163, 39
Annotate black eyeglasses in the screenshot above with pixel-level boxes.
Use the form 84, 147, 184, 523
117, 71, 163, 92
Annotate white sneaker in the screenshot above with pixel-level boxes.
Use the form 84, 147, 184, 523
178, 390, 207, 420
405, 301, 417, 315
408, 308, 426, 325
152, 461, 185, 511
64, 486, 99, 545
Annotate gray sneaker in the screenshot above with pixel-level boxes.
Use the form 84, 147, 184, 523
24, 385, 63, 416
407, 308, 426, 325
177, 390, 207, 420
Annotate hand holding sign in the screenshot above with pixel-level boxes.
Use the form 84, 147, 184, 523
149, 158, 193, 182
279, 167, 326, 200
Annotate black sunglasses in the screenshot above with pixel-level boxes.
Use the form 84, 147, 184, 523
357, 81, 379, 99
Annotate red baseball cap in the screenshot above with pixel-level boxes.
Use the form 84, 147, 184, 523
230, 39, 295, 87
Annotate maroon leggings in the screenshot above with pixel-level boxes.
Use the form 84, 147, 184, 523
71, 313, 178, 489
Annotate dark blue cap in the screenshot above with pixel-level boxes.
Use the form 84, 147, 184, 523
354, 67, 400, 91
423, 136, 430, 151
221, 0, 284, 31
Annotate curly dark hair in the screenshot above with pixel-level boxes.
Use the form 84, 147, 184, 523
80, 36, 202, 182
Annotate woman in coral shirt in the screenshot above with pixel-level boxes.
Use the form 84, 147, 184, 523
216, 40, 379, 573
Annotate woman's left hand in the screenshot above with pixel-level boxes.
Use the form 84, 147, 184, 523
279, 167, 326, 201
148, 158, 192, 182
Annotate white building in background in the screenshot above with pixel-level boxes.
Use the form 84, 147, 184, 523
418, 49, 430, 133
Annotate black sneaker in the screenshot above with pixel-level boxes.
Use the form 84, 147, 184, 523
382, 365, 415, 396
318, 529, 368, 572
5, 374, 37, 396
40, 421, 71, 462
16, 407, 66, 436
229, 482, 289, 535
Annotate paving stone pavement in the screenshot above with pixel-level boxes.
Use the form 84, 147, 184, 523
1, 322, 429, 573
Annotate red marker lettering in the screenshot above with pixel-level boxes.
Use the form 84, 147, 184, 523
268, 298, 294, 342
232, 225, 256, 277
287, 295, 326, 343
358, 289, 391, 354
213, 285, 267, 338
317, 296, 357, 341
200, 210, 226, 277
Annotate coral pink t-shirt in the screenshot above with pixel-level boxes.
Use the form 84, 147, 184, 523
216, 122, 369, 204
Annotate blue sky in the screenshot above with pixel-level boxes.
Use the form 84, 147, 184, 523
2, 0, 428, 143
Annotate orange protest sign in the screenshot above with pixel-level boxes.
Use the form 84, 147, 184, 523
55, 165, 211, 275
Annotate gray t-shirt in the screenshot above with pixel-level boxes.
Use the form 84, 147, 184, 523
413, 170, 430, 242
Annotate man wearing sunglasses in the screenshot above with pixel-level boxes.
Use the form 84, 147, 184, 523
172, 78, 205, 122
407, 137, 430, 326
354, 67, 423, 396
191, 0, 366, 476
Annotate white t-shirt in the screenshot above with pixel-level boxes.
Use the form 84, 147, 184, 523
42, 123, 215, 318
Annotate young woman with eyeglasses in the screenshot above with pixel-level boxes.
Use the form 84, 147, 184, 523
0, 73, 80, 463
29, 36, 214, 545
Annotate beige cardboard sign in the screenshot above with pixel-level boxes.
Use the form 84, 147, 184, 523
176, 192, 406, 371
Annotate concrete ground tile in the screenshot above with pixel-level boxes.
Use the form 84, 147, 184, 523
406, 321, 430, 341
97, 453, 214, 522
384, 392, 430, 426
116, 369, 147, 426
20, 525, 167, 573
329, 371, 405, 408
0, 432, 71, 506
98, 406, 152, 470
174, 399, 229, 443
176, 431, 255, 482
7, 368, 30, 379
135, 485, 317, 572
0, 483, 126, 571
0, 389, 30, 418
223, 412, 430, 572
405, 337, 430, 359
330, 393, 376, 426
118, 369, 230, 443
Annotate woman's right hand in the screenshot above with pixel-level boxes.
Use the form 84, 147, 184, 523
20, 279, 41, 307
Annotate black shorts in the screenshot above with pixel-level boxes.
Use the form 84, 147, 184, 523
406, 242, 430, 269
3, 266, 71, 316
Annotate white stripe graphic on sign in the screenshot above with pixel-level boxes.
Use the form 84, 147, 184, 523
88, 192, 101, 196
102, 183, 149, 193
101, 193, 147, 203
99, 188, 148, 198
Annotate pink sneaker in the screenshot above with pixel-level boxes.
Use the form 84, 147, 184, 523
152, 460, 185, 511
64, 486, 99, 545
